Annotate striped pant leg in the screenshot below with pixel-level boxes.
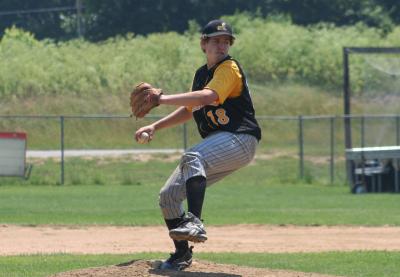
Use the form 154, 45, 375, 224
159, 132, 257, 219
159, 166, 187, 219
191, 132, 257, 186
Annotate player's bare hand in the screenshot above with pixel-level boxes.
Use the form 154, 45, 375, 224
135, 125, 155, 143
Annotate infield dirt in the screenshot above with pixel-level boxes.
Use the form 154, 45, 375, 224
3, 224, 400, 276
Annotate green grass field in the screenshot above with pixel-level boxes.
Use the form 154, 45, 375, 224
1, 159, 400, 276
0, 161, 399, 226
0, 158, 398, 227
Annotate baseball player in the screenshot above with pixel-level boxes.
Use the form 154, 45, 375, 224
134, 19, 261, 271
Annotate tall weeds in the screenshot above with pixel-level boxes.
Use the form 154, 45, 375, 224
1, 14, 399, 99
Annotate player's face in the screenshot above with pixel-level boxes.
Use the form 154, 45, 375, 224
203, 35, 231, 64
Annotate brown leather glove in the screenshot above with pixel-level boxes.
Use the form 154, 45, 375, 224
130, 82, 163, 118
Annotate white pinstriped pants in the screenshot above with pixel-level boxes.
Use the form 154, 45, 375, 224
159, 131, 258, 219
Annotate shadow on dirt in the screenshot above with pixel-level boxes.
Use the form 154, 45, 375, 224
117, 259, 242, 276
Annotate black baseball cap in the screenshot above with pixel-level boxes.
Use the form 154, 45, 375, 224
201, 19, 235, 40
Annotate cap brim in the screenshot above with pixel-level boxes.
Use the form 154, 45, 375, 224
202, 31, 235, 39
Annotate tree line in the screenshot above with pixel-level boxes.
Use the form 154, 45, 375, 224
0, 0, 399, 41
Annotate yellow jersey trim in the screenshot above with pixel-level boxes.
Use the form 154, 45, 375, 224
205, 60, 242, 104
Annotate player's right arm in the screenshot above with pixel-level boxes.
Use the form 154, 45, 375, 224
135, 107, 192, 140
153, 106, 192, 130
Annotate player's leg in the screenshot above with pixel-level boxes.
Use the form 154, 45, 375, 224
182, 131, 257, 203
166, 151, 208, 243
186, 175, 206, 218
159, 167, 193, 270
194, 132, 258, 179
161, 217, 193, 270
169, 131, 257, 242
179, 152, 207, 219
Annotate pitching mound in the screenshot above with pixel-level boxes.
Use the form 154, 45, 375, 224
50, 259, 334, 277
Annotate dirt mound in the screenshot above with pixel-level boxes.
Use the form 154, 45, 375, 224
50, 259, 335, 277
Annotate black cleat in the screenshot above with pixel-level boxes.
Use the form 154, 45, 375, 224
159, 246, 194, 271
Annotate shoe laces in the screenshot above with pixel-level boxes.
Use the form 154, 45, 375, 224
178, 212, 203, 227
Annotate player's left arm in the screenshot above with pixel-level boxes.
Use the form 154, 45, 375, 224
159, 88, 218, 107
158, 61, 240, 107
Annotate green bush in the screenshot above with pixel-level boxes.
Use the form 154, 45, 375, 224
1, 14, 399, 99
227, 15, 398, 91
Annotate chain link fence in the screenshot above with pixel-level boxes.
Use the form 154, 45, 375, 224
1, 114, 399, 185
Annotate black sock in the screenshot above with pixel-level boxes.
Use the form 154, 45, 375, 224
185, 176, 206, 218
164, 217, 188, 252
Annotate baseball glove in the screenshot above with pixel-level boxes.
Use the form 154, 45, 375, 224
130, 82, 163, 118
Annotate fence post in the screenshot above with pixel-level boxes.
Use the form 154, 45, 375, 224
396, 116, 399, 146
298, 115, 304, 179
60, 116, 65, 185
343, 48, 353, 186
330, 117, 335, 184
361, 116, 365, 148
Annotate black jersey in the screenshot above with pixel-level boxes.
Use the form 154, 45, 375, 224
191, 56, 261, 141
